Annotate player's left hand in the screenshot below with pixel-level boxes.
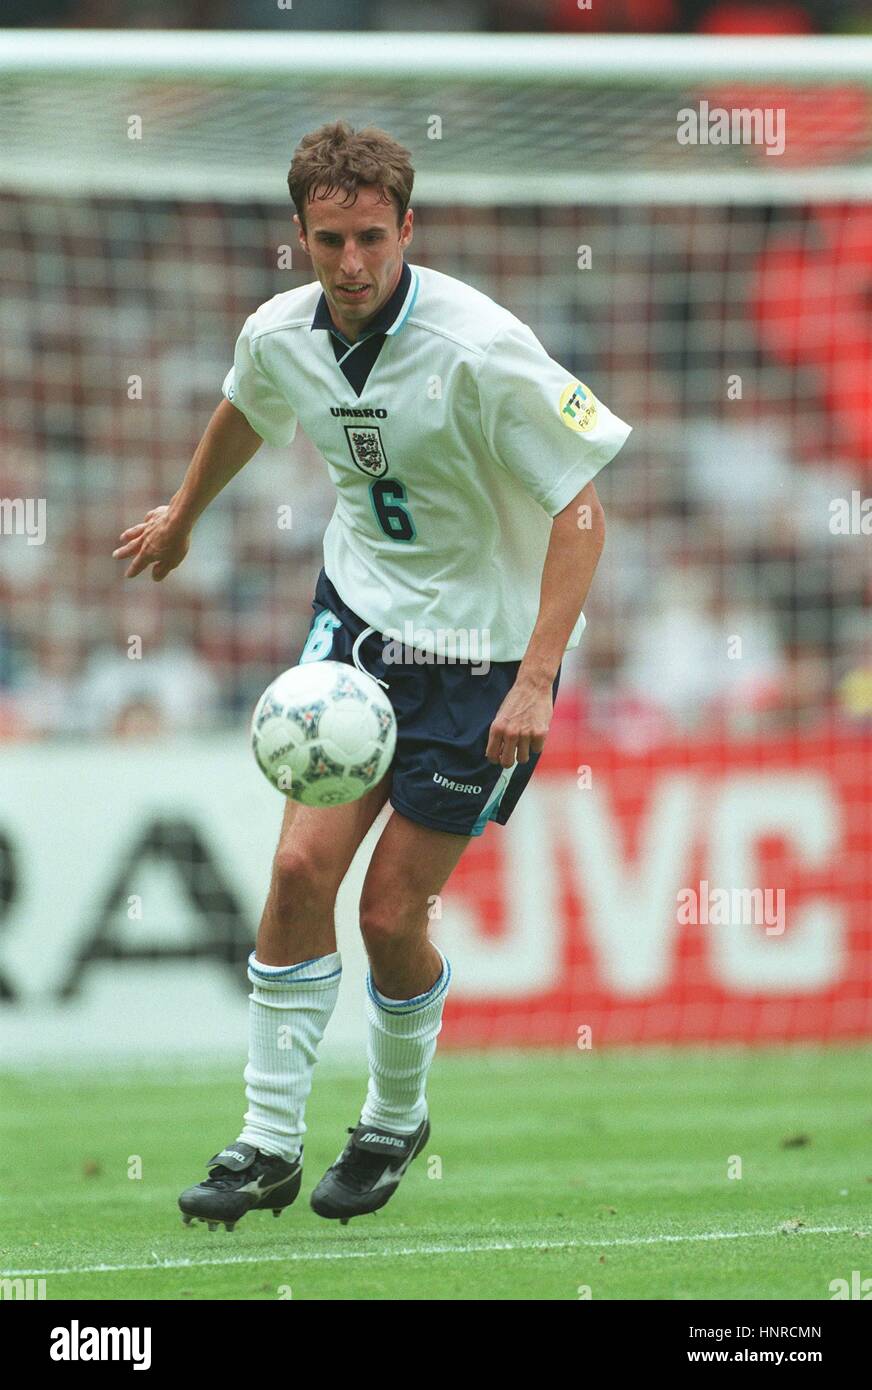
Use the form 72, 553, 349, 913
486, 678, 553, 768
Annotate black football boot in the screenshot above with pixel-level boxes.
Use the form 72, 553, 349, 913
310, 1117, 429, 1224
178, 1141, 302, 1232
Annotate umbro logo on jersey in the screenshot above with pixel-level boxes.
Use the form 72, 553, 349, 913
344, 424, 389, 477
330, 407, 387, 418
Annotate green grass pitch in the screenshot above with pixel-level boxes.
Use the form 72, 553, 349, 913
1, 1047, 869, 1301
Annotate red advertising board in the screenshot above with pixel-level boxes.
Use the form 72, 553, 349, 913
441, 730, 872, 1046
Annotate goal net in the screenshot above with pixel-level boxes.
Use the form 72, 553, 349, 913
0, 30, 870, 1056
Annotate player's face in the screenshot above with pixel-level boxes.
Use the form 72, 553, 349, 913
295, 185, 413, 340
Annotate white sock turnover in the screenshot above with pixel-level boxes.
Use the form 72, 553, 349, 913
238, 950, 342, 1162
359, 947, 451, 1135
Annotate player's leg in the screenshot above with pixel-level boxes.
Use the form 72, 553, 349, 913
308, 649, 561, 1222
255, 777, 392, 965
310, 810, 468, 1221
239, 782, 391, 1152
179, 778, 390, 1230
359, 810, 467, 1126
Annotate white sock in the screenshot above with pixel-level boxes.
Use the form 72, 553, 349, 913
238, 950, 341, 1162
359, 948, 451, 1134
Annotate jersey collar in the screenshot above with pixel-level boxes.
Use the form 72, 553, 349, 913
310, 261, 417, 347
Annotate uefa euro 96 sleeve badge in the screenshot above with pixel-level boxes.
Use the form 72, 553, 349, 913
559, 381, 598, 433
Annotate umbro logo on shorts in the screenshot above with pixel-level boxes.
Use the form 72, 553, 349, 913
433, 772, 482, 795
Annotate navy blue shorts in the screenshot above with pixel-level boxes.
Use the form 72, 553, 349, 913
298, 570, 560, 837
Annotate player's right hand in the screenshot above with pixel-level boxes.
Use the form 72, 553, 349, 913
112, 505, 191, 581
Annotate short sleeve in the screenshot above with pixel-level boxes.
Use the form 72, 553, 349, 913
222, 316, 298, 448
477, 321, 632, 515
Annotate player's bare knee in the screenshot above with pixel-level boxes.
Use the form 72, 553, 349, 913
358, 890, 425, 952
271, 847, 336, 920
358, 905, 393, 953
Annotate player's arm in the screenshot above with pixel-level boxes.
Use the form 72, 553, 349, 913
486, 480, 605, 767
112, 398, 264, 580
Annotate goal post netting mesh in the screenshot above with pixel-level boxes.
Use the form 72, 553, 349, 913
0, 31, 870, 1050
2, 32, 872, 201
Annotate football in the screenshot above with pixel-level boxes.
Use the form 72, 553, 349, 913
250, 660, 397, 806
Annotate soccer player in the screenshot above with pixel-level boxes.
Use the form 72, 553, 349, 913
113, 121, 631, 1229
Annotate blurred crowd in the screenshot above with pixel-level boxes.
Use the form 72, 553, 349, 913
1, 191, 870, 747
3, 0, 872, 35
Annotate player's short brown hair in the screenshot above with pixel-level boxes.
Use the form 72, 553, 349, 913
288, 120, 414, 231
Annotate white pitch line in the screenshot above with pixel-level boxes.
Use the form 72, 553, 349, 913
2, 1225, 862, 1278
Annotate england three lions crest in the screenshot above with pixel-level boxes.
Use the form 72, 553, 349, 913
344, 424, 388, 477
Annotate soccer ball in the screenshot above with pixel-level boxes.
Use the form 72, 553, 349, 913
251, 660, 397, 806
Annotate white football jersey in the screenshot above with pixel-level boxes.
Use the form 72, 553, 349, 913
223, 262, 631, 662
